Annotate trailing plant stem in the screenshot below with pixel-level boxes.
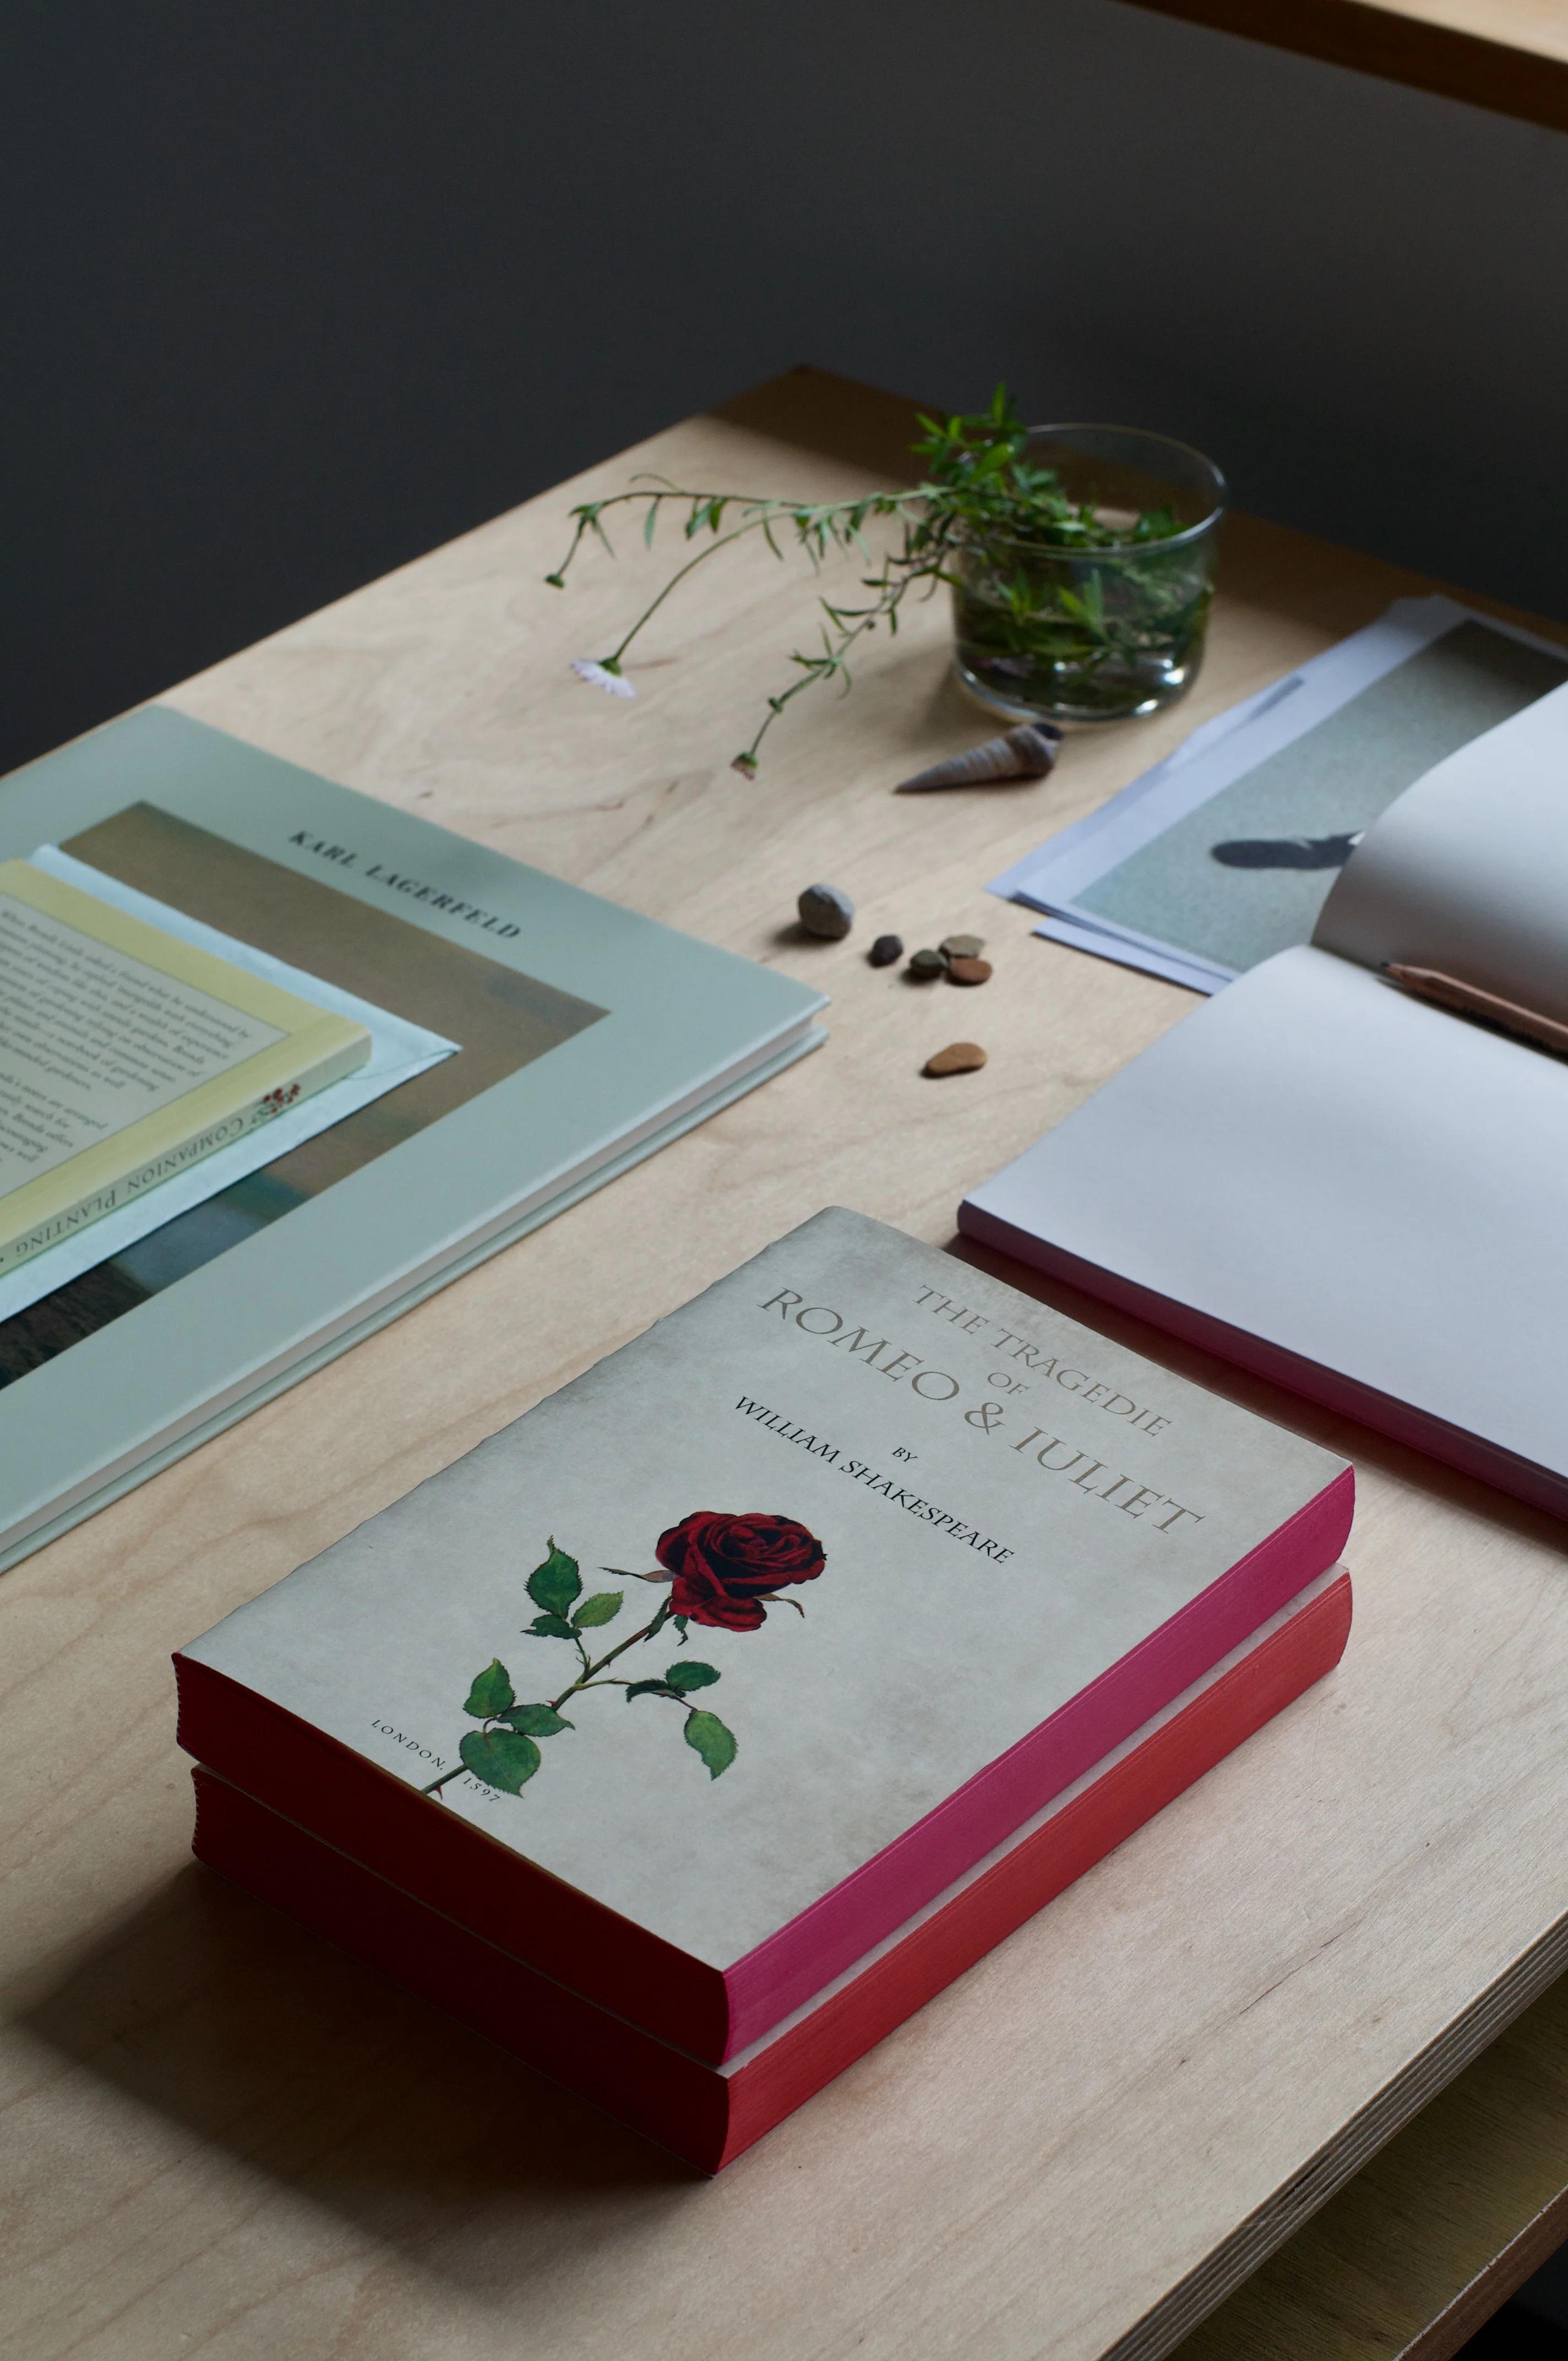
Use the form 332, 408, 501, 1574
545, 388, 1196, 768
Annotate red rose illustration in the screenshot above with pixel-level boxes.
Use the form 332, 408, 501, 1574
655, 1510, 826, 1631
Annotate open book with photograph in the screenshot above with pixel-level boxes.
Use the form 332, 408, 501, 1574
990, 596, 1568, 991
964, 681, 1568, 1517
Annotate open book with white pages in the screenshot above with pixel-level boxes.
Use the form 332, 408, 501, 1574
989, 596, 1568, 992
964, 680, 1568, 1517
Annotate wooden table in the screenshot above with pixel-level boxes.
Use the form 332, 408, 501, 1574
7, 368, 1568, 2361
1175, 1963, 1568, 2358
1124, 0, 1568, 135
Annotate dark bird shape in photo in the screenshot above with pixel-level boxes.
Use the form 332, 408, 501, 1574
1209, 830, 1365, 870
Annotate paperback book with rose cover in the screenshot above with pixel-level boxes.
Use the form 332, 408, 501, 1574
177, 1207, 1352, 2088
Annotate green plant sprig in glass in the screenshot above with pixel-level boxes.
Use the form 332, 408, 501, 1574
546, 387, 1185, 774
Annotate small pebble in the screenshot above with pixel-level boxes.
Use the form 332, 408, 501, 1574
868, 933, 903, 967
924, 1041, 988, 1077
940, 933, 986, 959
947, 955, 993, 986
906, 947, 946, 980
798, 883, 855, 940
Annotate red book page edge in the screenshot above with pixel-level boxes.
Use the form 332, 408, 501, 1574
175, 1655, 729, 2058
176, 1477, 1350, 2065
189, 1570, 1351, 2173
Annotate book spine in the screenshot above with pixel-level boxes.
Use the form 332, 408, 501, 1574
172, 1650, 732, 2061
0, 1030, 368, 1277
189, 1763, 733, 2173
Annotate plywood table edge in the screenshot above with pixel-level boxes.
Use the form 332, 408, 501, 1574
1407, 2185, 1568, 2359
1166, 1960, 1568, 2358
1114, 1905, 1568, 2359
1119, 0, 1568, 134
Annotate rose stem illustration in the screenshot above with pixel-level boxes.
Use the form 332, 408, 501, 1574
421, 1515, 825, 1803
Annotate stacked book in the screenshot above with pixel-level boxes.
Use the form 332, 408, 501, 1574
176, 1210, 1353, 2170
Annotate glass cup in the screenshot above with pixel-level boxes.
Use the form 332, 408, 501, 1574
949, 425, 1226, 725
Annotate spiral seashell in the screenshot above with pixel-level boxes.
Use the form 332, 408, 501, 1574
893, 723, 1062, 792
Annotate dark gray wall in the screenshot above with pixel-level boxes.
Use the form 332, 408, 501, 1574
6, 0, 1565, 773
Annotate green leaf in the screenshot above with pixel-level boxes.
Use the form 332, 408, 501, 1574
459, 1727, 541, 1794
625, 1679, 676, 1703
665, 1660, 719, 1691
462, 1658, 515, 1718
684, 1710, 737, 1780
524, 1612, 576, 1640
572, 1590, 623, 1629
672, 1615, 689, 1639
527, 1541, 582, 1617
502, 1702, 573, 1736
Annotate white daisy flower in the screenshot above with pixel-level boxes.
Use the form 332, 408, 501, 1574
571, 658, 636, 699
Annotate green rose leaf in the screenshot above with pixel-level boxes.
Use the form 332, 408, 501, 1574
462, 1658, 515, 1718
459, 1727, 541, 1794
684, 1710, 737, 1780
672, 1616, 689, 1640
572, 1590, 623, 1630
502, 1703, 573, 1737
527, 1540, 582, 1618
625, 1679, 677, 1703
665, 1660, 719, 1691
524, 1613, 576, 1640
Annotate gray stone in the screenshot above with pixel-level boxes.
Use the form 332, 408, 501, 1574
868, 933, 903, 967
907, 948, 946, 980
797, 882, 855, 939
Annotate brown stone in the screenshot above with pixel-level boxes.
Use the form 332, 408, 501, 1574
946, 955, 992, 985
924, 1041, 987, 1077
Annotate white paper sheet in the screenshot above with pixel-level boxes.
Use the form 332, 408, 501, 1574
0, 847, 458, 1323
992, 597, 1568, 989
1028, 912, 1230, 993
963, 943, 1568, 1479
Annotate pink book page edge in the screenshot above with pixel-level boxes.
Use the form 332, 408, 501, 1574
723, 1455, 1353, 2053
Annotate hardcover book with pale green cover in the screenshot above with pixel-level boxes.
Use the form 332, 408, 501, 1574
176, 1206, 1353, 2063
0, 705, 825, 1571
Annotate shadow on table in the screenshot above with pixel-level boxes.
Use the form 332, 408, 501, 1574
21, 1859, 698, 2283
